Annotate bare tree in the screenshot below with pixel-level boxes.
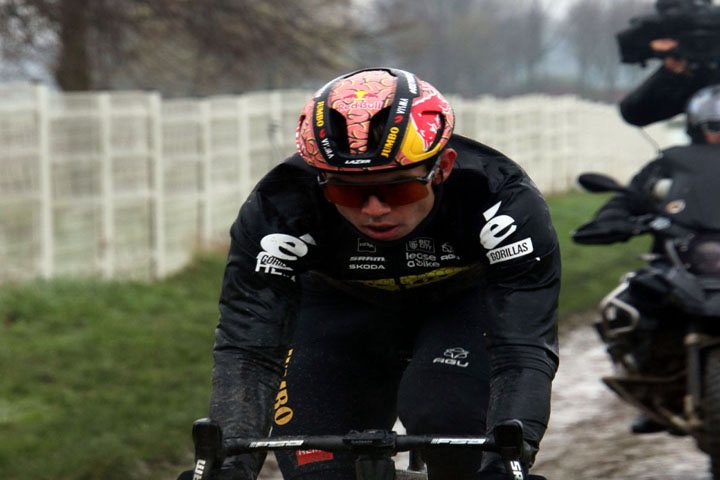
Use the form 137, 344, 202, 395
562, 0, 652, 98
367, 0, 553, 97
0, 0, 366, 94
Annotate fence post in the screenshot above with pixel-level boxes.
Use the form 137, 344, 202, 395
98, 93, 115, 278
149, 92, 166, 278
36, 84, 54, 279
199, 100, 212, 246
237, 96, 252, 202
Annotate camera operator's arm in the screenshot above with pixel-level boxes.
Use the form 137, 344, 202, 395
620, 39, 710, 126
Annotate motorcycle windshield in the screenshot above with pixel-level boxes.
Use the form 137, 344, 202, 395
657, 145, 720, 231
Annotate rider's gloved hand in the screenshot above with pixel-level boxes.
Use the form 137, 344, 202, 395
572, 218, 636, 244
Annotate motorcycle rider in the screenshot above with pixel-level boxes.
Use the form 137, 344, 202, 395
574, 84, 720, 433
179, 68, 560, 480
582, 84, 720, 240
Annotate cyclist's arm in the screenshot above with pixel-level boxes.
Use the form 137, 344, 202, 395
209, 205, 303, 479
476, 181, 561, 472
482, 251, 560, 472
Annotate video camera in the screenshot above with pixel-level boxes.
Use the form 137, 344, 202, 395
617, 0, 720, 68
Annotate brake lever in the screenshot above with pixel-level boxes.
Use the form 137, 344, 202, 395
192, 418, 226, 480
493, 419, 527, 480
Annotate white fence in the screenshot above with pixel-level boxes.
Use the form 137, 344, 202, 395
0, 83, 680, 283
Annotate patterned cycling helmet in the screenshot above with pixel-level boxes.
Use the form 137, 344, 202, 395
686, 84, 720, 143
296, 68, 455, 172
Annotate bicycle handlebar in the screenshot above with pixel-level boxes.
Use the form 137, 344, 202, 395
191, 418, 527, 480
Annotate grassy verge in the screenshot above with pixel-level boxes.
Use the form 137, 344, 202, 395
0, 191, 651, 480
0, 254, 225, 480
548, 191, 650, 320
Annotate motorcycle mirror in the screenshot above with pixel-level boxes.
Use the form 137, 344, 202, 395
578, 173, 627, 194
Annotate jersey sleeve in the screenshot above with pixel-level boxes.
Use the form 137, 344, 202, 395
210, 175, 319, 476
476, 176, 561, 467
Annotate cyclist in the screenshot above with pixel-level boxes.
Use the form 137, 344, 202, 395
574, 84, 720, 434
182, 68, 560, 480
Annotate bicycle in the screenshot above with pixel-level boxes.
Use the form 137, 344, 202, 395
189, 417, 531, 480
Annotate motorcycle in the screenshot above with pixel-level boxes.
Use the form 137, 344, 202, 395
572, 145, 720, 478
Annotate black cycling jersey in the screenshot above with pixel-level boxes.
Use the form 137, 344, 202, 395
209, 134, 561, 478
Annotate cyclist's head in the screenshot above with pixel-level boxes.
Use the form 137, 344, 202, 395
686, 84, 720, 144
296, 68, 455, 173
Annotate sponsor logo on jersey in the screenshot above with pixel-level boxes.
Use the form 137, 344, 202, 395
349, 264, 387, 270
406, 251, 440, 269
349, 256, 386, 262
357, 238, 377, 253
433, 347, 470, 368
256, 252, 294, 279
296, 449, 335, 466
486, 237, 534, 264
256, 233, 315, 281
274, 349, 294, 426
348, 255, 387, 271
406, 237, 435, 253
480, 201, 518, 250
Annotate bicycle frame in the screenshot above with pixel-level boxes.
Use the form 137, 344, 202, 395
190, 418, 528, 480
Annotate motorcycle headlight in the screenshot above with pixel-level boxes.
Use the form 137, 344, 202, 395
688, 239, 720, 274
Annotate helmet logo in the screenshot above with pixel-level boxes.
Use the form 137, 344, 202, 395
411, 93, 445, 150
336, 90, 383, 112
381, 126, 401, 158
315, 101, 325, 127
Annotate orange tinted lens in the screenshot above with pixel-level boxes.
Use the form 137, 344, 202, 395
322, 181, 430, 207
322, 184, 366, 207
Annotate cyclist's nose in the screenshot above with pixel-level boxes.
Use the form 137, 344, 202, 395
361, 195, 391, 216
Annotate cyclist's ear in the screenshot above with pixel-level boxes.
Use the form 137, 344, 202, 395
434, 148, 456, 184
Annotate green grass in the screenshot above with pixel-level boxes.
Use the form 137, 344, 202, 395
548, 191, 650, 321
0, 254, 226, 480
0, 191, 652, 480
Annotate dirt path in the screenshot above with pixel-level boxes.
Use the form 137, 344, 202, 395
258, 324, 713, 480
532, 325, 711, 480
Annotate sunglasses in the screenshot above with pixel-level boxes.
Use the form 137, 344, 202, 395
701, 121, 720, 133
318, 161, 440, 208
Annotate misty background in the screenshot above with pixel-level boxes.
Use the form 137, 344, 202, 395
0, 0, 658, 101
